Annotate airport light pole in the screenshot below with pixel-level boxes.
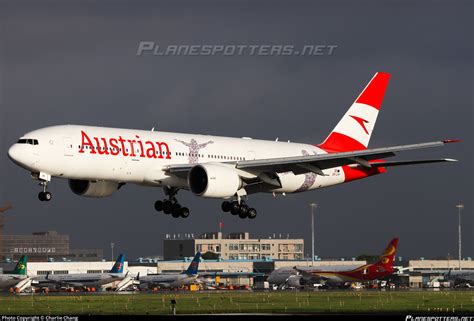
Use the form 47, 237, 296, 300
309, 203, 317, 267
455, 204, 464, 270
110, 242, 115, 261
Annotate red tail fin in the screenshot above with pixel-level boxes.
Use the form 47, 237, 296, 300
318, 72, 391, 152
375, 238, 399, 267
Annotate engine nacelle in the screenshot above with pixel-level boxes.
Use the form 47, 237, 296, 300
68, 179, 120, 198
286, 275, 307, 288
188, 164, 242, 198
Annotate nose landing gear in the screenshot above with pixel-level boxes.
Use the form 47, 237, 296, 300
154, 187, 190, 218
37, 176, 52, 202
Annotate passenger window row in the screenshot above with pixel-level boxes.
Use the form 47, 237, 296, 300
175, 152, 245, 161
78, 145, 171, 155
77, 145, 243, 160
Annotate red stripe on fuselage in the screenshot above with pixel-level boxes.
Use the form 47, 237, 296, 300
341, 165, 386, 182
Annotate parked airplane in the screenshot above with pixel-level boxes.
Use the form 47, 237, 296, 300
33, 254, 126, 291
7, 72, 459, 219
0, 255, 29, 291
138, 252, 201, 289
267, 238, 399, 288
443, 269, 474, 287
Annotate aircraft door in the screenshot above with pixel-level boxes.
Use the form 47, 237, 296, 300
63, 137, 74, 156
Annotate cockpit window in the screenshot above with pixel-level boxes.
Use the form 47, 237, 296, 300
17, 139, 39, 145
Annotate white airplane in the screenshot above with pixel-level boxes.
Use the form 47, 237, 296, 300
7, 72, 459, 219
32, 254, 127, 291
443, 269, 474, 287
138, 252, 201, 289
0, 255, 29, 291
268, 238, 399, 288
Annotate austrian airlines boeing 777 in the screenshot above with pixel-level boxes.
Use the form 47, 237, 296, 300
7, 72, 458, 219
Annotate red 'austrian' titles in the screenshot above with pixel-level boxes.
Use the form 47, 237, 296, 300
78, 130, 172, 159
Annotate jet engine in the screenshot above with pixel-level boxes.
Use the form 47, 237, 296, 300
286, 275, 307, 288
68, 179, 120, 198
188, 164, 242, 198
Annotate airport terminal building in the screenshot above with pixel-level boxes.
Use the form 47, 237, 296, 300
0, 231, 103, 262
163, 232, 304, 260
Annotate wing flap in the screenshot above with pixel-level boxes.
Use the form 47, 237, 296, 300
371, 159, 457, 167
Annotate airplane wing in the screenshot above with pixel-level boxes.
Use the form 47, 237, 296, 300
165, 140, 458, 181
293, 267, 314, 279
108, 272, 127, 279
39, 279, 85, 288
293, 267, 331, 282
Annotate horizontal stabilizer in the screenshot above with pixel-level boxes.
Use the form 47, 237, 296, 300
371, 159, 457, 167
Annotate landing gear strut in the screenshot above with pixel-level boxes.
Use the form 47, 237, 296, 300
154, 187, 190, 218
222, 200, 257, 219
38, 180, 52, 202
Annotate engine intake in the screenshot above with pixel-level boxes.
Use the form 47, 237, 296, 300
68, 180, 120, 198
188, 164, 241, 198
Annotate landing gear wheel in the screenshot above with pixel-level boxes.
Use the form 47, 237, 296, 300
221, 201, 231, 212
157, 188, 191, 218
171, 203, 181, 213
230, 201, 240, 215
247, 208, 257, 219
180, 207, 190, 218
154, 200, 164, 212
38, 191, 52, 202
163, 200, 172, 214
239, 204, 249, 217
44, 192, 52, 201
171, 204, 181, 218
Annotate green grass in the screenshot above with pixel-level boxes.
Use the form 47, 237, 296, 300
0, 290, 473, 315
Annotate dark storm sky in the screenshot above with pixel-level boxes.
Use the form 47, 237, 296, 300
0, 0, 472, 260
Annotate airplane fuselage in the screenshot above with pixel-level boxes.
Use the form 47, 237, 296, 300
7, 73, 456, 219
0, 275, 28, 290
139, 273, 197, 288
8, 125, 379, 194
33, 272, 125, 289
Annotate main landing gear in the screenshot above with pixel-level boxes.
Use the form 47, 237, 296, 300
154, 187, 190, 218
38, 180, 52, 202
221, 200, 257, 219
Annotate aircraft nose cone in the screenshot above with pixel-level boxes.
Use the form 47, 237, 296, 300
8, 144, 30, 168
7, 145, 20, 162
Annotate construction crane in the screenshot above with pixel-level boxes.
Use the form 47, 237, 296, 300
0, 204, 13, 213
0, 204, 12, 261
